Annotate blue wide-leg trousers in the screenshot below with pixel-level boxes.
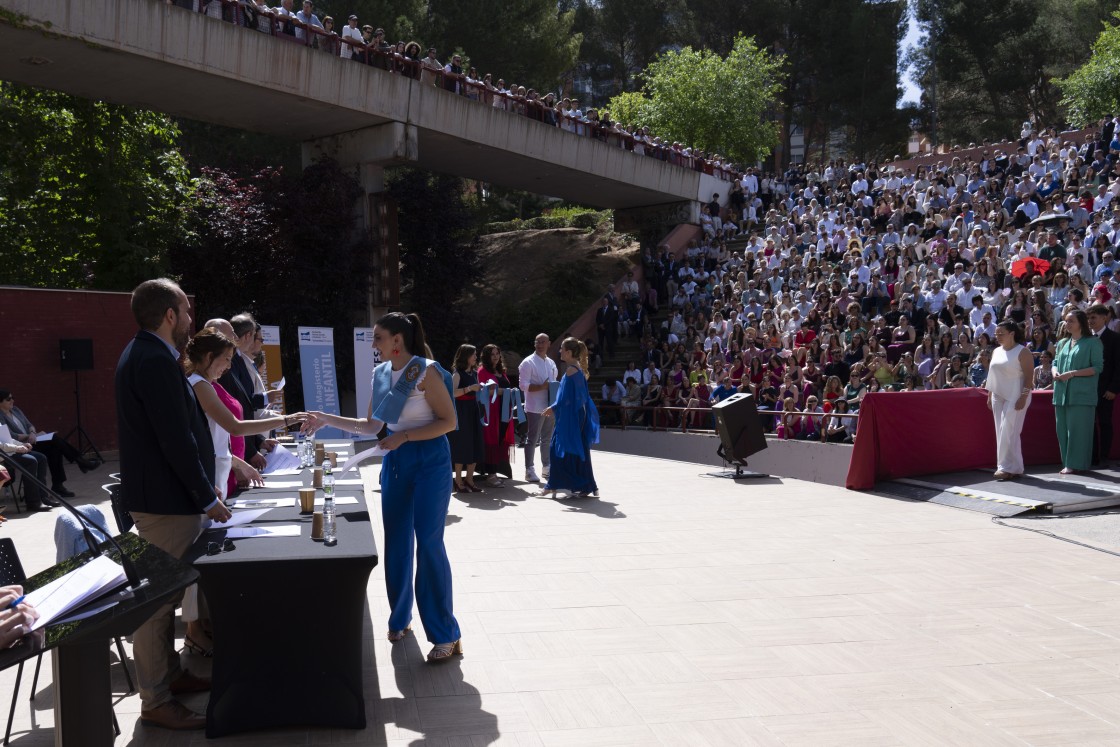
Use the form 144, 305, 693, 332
380, 435, 461, 644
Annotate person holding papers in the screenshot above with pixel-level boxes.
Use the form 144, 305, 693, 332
303, 312, 462, 663
0, 389, 100, 498
115, 279, 233, 731
0, 585, 38, 648
183, 328, 304, 498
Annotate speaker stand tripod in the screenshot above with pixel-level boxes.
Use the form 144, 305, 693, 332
708, 444, 769, 480
63, 370, 103, 463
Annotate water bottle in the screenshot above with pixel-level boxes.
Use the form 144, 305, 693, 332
295, 431, 307, 467
322, 458, 336, 546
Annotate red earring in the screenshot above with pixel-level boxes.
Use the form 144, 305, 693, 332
392, 348, 400, 356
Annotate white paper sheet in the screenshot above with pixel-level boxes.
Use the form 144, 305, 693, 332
314, 496, 360, 506
230, 497, 296, 509
323, 442, 355, 449
225, 525, 302, 538
35, 431, 55, 442
24, 555, 126, 631
339, 444, 387, 474
334, 478, 364, 486
270, 376, 286, 391
260, 480, 305, 489
263, 444, 301, 473
262, 467, 302, 476
206, 507, 272, 529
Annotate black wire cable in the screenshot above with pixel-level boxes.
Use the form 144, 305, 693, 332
991, 510, 1120, 559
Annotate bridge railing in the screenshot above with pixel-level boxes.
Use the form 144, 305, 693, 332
170, 0, 737, 181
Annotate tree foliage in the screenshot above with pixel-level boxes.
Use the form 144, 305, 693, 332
911, 0, 1116, 143
1057, 10, 1120, 127
606, 35, 784, 165
0, 83, 193, 290
385, 168, 480, 363
170, 158, 374, 406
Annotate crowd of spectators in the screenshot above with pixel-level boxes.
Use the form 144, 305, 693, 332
167, 0, 737, 178
598, 118, 1120, 444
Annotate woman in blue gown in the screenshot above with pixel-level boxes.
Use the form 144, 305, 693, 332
540, 337, 600, 497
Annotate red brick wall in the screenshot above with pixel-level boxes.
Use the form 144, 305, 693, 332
0, 287, 194, 452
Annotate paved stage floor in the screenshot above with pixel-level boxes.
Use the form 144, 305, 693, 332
4, 450, 1120, 745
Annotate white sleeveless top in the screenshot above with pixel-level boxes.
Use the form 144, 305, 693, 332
188, 373, 233, 488
987, 344, 1026, 400
387, 364, 438, 431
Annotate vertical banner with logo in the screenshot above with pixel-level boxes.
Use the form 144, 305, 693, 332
298, 326, 346, 440
259, 325, 286, 415
353, 328, 382, 418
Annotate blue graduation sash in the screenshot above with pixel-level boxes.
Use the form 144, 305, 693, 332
370, 356, 456, 428
502, 388, 527, 424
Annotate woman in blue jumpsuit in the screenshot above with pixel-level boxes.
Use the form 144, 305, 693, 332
304, 312, 462, 662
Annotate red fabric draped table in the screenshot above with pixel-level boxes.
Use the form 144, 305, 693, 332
845, 388, 1120, 489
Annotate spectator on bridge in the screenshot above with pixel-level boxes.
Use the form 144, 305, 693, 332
340, 14, 361, 60
421, 48, 443, 85
294, 0, 322, 40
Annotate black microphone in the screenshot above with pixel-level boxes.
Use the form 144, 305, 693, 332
1, 452, 149, 593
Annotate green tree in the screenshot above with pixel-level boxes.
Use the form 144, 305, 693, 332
606, 35, 784, 165
424, 0, 581, 88
385, 168, 480, 362
170, 158, 375, 406
315, 0, 426, 44
912, 0, 1115, 143
0, 83, 192, 290
1057, 10, 1120, 127
569, 0, 691, 99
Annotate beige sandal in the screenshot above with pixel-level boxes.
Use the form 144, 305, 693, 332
427, 639, 463, 663
387, 626, 412, 643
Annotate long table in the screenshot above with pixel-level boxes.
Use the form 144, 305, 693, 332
187, 451, 379, 738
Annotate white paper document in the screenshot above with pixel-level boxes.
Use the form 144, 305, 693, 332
35, 431, 55, 442
207, 507, 272, 529
314, 496, 360, 506
270, 376, 286, 391
262, 467, 302, 476
334, 478, 364, 486
339, 444, 387, 474
230, 497, 296, 509
225, 525, 302, 538
260, 480, 305, 490
24, 555, 127, 631
263, 444, 301, 473
324, 442, 355, 449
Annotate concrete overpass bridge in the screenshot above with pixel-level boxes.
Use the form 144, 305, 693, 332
0, 0, 722, 237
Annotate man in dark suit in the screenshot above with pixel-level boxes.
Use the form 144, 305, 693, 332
224, 313, 271, 468
1088, 304, 1120, 466
116, 278, 231, 731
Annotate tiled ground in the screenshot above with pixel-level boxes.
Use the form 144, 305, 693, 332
3, 450, 1120, 745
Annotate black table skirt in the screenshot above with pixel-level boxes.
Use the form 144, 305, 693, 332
189, 484, 378, 738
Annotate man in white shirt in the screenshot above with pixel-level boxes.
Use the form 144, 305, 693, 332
518, 334, 558, 483
969, 294, 996, 329
642, 362, 660, 388
923, 280, 948, 314
340, 14, 362, 60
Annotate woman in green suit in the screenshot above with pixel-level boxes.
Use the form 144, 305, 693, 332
1052, 309, 1103, 474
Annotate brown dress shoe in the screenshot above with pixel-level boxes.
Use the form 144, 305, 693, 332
140, 700, 206, 730
169, 670, 211, 694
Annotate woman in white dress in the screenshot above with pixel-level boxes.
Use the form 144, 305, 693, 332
986, 321, 1035, 480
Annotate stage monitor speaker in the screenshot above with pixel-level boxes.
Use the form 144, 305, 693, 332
60, 339, 94, 372
712, 393, 767, 463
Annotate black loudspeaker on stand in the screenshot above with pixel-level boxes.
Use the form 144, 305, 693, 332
712, 393, 769, 478
59, 339, 103, 463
